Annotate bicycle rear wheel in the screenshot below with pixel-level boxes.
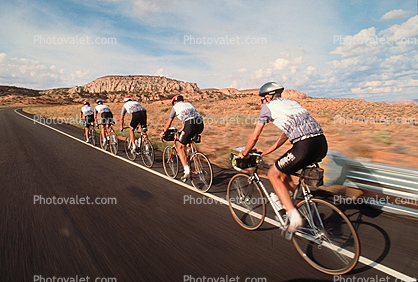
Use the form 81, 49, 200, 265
100, 132, 108, 151
109, 131, 118, 155
292, 198, 360, 275
227, 174, 266, 230
190, 152, 213, 192
162, 146, 179, 178
140, 138, 154, 168
89, 127, 96, 146
124, 136, 137, 161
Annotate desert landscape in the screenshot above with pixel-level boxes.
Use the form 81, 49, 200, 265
13, 75, 417, 171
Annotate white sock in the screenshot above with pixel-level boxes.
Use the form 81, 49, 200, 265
184, 165, 190, 175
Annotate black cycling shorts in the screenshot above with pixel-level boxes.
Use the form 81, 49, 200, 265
275, 134, 328, 175
130, 111, 147, 129
179, 118, 204, 145
85, 115, 94, 128
98, 112, 114, 125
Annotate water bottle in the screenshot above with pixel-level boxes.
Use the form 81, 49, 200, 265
270, 192, 284, 211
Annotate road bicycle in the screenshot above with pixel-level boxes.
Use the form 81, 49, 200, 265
122, 127, 155, 168
227, 150, 360, 275
161, 128, 213, 192
98, 121, 118, 155
81, 120, 97, 146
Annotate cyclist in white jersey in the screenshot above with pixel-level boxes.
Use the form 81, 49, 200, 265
120, 95, 147, 150
239, 82, 328, 233
94, 99, 114, 146
160, 95, 203, 181
80, 101, 95, 142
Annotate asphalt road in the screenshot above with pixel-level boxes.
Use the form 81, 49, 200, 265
0, 108, 417, 282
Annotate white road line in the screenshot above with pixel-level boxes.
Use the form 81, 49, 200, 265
15, 109, 417, 282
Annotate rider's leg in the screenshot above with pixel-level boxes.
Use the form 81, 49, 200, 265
177, 143, 188, 167
268, 165, 302, 232
129, 126, 136, 147
101, 124, 106, 141
85, 127, 89, 141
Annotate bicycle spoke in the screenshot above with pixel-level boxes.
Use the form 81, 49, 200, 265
190, 153, 213, 192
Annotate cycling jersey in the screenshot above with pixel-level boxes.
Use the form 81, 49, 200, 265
121, 101, 146, 115
81, 105, 94, 116
95, 104, 111, 114
258, 98, 323, 144
169, 101, 202, 123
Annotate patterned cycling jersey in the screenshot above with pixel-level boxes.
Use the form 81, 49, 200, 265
121, 101, 146, 115
258, 98, 323, 143
95, 104, 111, 114
80, 105, 94, 116
169, 101, 202, 123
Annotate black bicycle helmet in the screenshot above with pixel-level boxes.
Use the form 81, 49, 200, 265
171, 94, 184, 105
259, 82, 284, 97
96, 99, 103, 105
83, 101, 90, 106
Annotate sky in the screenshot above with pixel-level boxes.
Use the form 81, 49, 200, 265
0, 0, 417, 102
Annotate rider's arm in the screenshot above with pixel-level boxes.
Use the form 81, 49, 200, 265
160, 118, 174, 137
261, 132, 288, 156
241, 122, 264, 157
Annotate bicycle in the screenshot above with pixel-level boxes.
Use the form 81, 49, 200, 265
227, 150, 360, 275
98, 122, 118, 155
161, 128, 213, 192
122, 127, 155, 168
81, 120, 97, 146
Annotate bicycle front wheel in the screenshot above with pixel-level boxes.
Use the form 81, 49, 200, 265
226, 174, 266, 230
162, 146, 179, 178
292, 198, 360, 275
190, 152, 213, 192
124, 136, 136, 161
141, 138, 154, 168
109, 131, 118, 155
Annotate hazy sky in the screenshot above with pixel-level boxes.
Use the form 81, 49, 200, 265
0, 0, 417, 101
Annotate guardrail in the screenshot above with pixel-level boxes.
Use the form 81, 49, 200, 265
322, 151, 418, 218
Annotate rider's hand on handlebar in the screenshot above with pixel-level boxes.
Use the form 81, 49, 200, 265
159, 131, 165, 139
239, 151, 249, 159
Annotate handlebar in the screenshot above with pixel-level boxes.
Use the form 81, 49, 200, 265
230, 150, 270, 172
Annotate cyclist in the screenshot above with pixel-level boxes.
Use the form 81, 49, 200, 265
94, 99, 114, 146
80, 101, 95, 142
239, 82, 328, 233
160, 95, 204, 181
120, 95, 147, 151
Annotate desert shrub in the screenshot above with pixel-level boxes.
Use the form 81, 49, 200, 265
371, 130, 391, 145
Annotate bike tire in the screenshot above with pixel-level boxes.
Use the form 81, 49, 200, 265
124, 136, 137, 161
226, 174, 266, 230
292, 198, 360, 275
162, 146, 179, 178
190, 152, 213, 192
140, 138, 154, 168
109, 131, 118, 155
89, 127, 96, 146
100, 132, 108, 151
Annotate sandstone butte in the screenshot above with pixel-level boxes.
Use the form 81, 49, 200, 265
0, 75, 309, 105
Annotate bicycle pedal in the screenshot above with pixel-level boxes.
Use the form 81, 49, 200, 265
281, 230, 293, 241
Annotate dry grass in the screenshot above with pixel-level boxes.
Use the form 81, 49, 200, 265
24, 96, 418, 170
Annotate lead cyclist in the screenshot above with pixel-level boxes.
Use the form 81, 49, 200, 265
239, 82, 328, 233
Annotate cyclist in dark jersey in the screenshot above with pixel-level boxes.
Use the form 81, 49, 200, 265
80, 101, 95, 142
160, 95, 204, 181
239, 82, 328, 233
120, 95, 147, 151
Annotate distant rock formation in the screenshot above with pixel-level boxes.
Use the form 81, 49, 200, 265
385, 99, 418, 105
204, 87, 310, 99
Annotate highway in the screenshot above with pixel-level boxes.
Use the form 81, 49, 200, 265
1, 107, 417, 282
